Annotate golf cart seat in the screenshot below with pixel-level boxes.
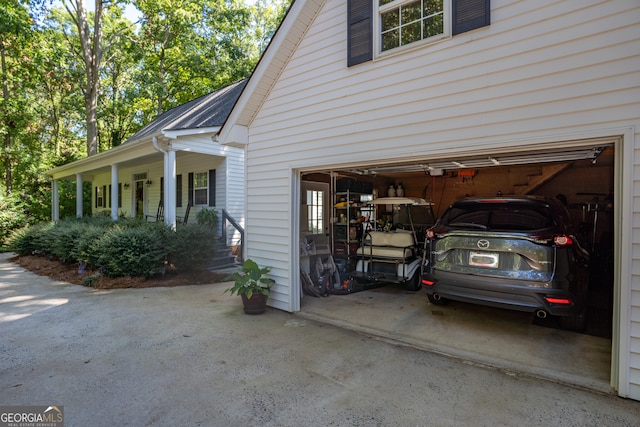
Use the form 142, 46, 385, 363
356, 230, 416, 259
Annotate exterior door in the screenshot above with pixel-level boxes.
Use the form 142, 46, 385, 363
301, 181, 330, 236
134, 181, 145, 218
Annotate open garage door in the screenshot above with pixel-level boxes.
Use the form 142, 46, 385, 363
298, 141, 616, 392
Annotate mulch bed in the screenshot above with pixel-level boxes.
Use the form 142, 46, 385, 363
9, 255, 230, 289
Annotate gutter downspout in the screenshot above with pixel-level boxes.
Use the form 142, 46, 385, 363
152, 136, 177, 230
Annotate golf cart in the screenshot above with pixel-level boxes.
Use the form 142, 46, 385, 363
347, 197, 432, 292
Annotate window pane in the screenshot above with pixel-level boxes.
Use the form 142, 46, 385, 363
380, 0, 444, 52
194, 189, 207, 205
379, 0, 394, 5
401, 21, 421, 45
195, 172, 207, 188
381, 28, 399, 51
307, 190, 324, 235
381, 8, 399, 32
401, 1, 420, 24
423, 13, 443, 38
424, 0, 443, 15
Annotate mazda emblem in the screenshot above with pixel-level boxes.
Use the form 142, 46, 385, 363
477, 239, 490, 249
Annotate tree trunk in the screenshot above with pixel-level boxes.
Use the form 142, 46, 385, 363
66, 0, 104, 156
1, 42, 12, 195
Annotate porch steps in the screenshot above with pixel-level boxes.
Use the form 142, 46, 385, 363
207, 240, 239, 272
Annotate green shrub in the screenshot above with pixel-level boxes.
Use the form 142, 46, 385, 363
7, 216, 220, 279
73, 224, 106, 267
6, 222, 55, 256
94, 223, 170, 278
168, 224, 218, 272
48, 220, 88, 263
0, 193, 30, 247
196, 207, 218, 229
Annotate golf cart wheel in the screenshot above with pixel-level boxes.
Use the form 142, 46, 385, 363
404, 271, 422, 292
427, 293, 450, 306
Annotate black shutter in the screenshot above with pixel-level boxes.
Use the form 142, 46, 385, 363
347, 0, 372, 67
176, 174, 182, 207
453, 0, 490, 35
118, 183, 122, 208
208, 169, 216, 207
188, 173, 194, 206
160, 177, 164, 203
95, 186, 98, 208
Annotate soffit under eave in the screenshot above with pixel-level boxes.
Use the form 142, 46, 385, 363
46, 139, 159, 180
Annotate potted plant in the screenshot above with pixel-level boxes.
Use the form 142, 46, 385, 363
224, 259, 273, 314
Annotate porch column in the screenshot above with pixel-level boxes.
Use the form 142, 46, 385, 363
165, 149, 177, 229
111, 164, 119, 221
76, 173, 83, 218
52, 179, 59, 222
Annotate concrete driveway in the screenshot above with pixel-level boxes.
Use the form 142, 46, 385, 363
1, 253, 639, 426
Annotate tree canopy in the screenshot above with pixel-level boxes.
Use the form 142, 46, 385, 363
0, 0, 289, 233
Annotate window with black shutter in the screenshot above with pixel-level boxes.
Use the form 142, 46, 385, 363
176, 174, 182, 207
188, 173, 194, 207
349, 0, 490, 63
208, 169, 216, 207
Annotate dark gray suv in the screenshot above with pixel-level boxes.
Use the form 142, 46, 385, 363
422, 196, 590, 330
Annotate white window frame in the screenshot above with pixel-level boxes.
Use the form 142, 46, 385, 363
194, 171, 208, 206
375, 0, 450, 58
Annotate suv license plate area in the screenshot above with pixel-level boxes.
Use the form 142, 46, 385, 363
469, 251, 499, 268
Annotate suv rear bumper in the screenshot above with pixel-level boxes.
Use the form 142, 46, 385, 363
422, 270, 580, 317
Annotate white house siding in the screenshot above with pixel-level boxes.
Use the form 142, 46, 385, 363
91, 162, 163, 218
89, 144, 244, 226
173, 136, 245, 238
224, 146, 245, 246
243, 0, 640, 397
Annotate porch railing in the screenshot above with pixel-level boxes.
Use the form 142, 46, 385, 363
222, 209, 244, 263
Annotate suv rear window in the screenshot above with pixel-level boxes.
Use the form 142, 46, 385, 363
441, 202, 554, 231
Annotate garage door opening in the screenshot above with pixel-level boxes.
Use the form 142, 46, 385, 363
297, 142, 615, 392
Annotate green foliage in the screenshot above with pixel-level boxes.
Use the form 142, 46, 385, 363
167, 223, 218, 271
94, 223, 169, 278
6, 221, 55, 255
6, 217, 221, 279
0, 192, 30, 246
47, 219, 87, 262
224, 259, 272, 299
2, 0, 291, 231
196, 207, 218, 229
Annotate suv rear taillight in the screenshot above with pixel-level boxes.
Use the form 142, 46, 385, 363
545, 296, 572, 305
553, 235, 573, 246
421, 279, 435, 287
531, 234, 574, 246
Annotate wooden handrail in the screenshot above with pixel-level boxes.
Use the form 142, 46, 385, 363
222, 209, 244, 262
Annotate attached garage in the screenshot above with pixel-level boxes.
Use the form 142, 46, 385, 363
216, 0, 640, 399
297, 141, 617, 391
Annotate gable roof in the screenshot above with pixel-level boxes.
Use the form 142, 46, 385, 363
217, 0, 325, 143
127, 79, 248, 143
